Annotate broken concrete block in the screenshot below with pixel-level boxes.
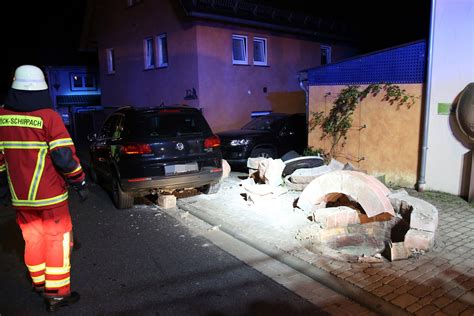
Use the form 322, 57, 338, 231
289, 165, 332, 184
284, 175, 307, 191
222, 159, 231, 179
328, 158, 344, 171
388, 189, 409, 213
312, 206, 360, 229
241, 177, 256, 188
243, 183, 274, 196
297, 170, 395, 218
249, 168, 257, 177
383, 242, 410, 261
247, 157, 266, 169
158, 194, 176, 209
270, 186, 288, 198
258, 158, 270, 180
264, 158, 285, 187
406, 197, 438, 233
404, 229, 435, 251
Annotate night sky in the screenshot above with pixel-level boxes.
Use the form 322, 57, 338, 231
2, 0, 430, 100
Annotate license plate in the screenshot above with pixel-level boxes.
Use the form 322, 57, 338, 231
164, 162, 198, 175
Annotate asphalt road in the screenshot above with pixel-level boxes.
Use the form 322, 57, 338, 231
0, 181, 325, 315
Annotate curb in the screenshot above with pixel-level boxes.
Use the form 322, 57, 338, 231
178, 201, 410, 316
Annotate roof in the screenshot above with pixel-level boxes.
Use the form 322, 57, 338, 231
304, 40, 426, 86
179, 0, 356, 44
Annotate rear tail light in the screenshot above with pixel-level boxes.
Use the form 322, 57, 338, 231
121, 143, 152, 154
204, 135, 220, 148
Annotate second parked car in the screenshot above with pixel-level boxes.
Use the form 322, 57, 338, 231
217, 113, 307, 167
88, 105, 223, 209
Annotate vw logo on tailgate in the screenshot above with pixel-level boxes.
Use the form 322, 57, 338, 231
176, 142, 184, 151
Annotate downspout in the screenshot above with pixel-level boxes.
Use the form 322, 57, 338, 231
298, 71, 309, 146
417, 0, 436, 192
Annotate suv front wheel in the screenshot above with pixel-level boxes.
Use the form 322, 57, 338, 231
112, 177, 134, 209
250, 147, 276, 159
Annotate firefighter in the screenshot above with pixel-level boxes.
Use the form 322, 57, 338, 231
0, 65, 88, 312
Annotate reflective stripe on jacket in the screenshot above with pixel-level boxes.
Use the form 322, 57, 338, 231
0, 107, 84, 210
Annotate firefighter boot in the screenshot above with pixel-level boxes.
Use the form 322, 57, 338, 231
45, 292, 80, 312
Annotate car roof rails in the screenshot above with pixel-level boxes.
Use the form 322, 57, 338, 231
117, 105, 134, 111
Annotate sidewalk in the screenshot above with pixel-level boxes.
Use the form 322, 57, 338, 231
175, 174, 474, 316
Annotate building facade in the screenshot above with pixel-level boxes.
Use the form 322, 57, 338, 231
89, 0, 357, 132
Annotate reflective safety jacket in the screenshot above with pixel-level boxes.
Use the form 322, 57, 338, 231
0, 107, 85, 210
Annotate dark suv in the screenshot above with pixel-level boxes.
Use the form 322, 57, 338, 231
88, 105, 223, 209
217, 113, 307, 166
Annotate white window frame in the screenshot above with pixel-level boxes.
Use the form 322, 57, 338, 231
253, 37, 267, 66
232, 35, 248, 65
70, 73, 97, 91
143, 37, 155, 70
321, 45, 332, 65
106, 48, 115, 74
156, 33, 168, 68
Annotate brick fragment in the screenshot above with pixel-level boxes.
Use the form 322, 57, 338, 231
157, 194, 176, 209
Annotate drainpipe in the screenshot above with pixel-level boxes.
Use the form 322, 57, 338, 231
298, 71, 309, 146
417, 0, 436, 192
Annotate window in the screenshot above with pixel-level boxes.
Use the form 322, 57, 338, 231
106, 48, 115, 74
70, 73, 97, 91
321, 45, 332, 65
143, 38, 155, 69
156, 34, 168, 67
253, 37, 267, 66
232, 35, 248, 65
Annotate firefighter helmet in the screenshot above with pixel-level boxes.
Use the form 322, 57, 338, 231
12, 65, 48, 91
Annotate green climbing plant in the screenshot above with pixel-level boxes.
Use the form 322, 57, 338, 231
309, 83, 418, 158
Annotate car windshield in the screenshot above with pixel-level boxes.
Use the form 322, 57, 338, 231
241, 115, 286, 131
127, 111, 212, 138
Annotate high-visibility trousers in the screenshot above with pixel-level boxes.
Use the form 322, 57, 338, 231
16, 203, 73, 297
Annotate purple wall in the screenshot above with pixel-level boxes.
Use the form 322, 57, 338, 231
96, 0, 199, 107
95, 0, 356, 132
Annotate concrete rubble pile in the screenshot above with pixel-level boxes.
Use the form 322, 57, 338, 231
295, 170, 439, 262
243, 157, 288, 205
242, 154, 438, 262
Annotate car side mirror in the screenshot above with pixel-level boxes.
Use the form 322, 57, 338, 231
87, 132, 97, 142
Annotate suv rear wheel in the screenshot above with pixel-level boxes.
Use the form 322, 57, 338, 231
200, 182, 221, 194
112, 177, 134, 209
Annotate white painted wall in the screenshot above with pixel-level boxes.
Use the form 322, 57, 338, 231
425, 0, 474, 194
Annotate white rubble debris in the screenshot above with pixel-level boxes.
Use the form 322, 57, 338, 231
247, 157, 266, 170
264, 159, 286, 186
288, 165, 332, 184
222, 159, 231, 179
